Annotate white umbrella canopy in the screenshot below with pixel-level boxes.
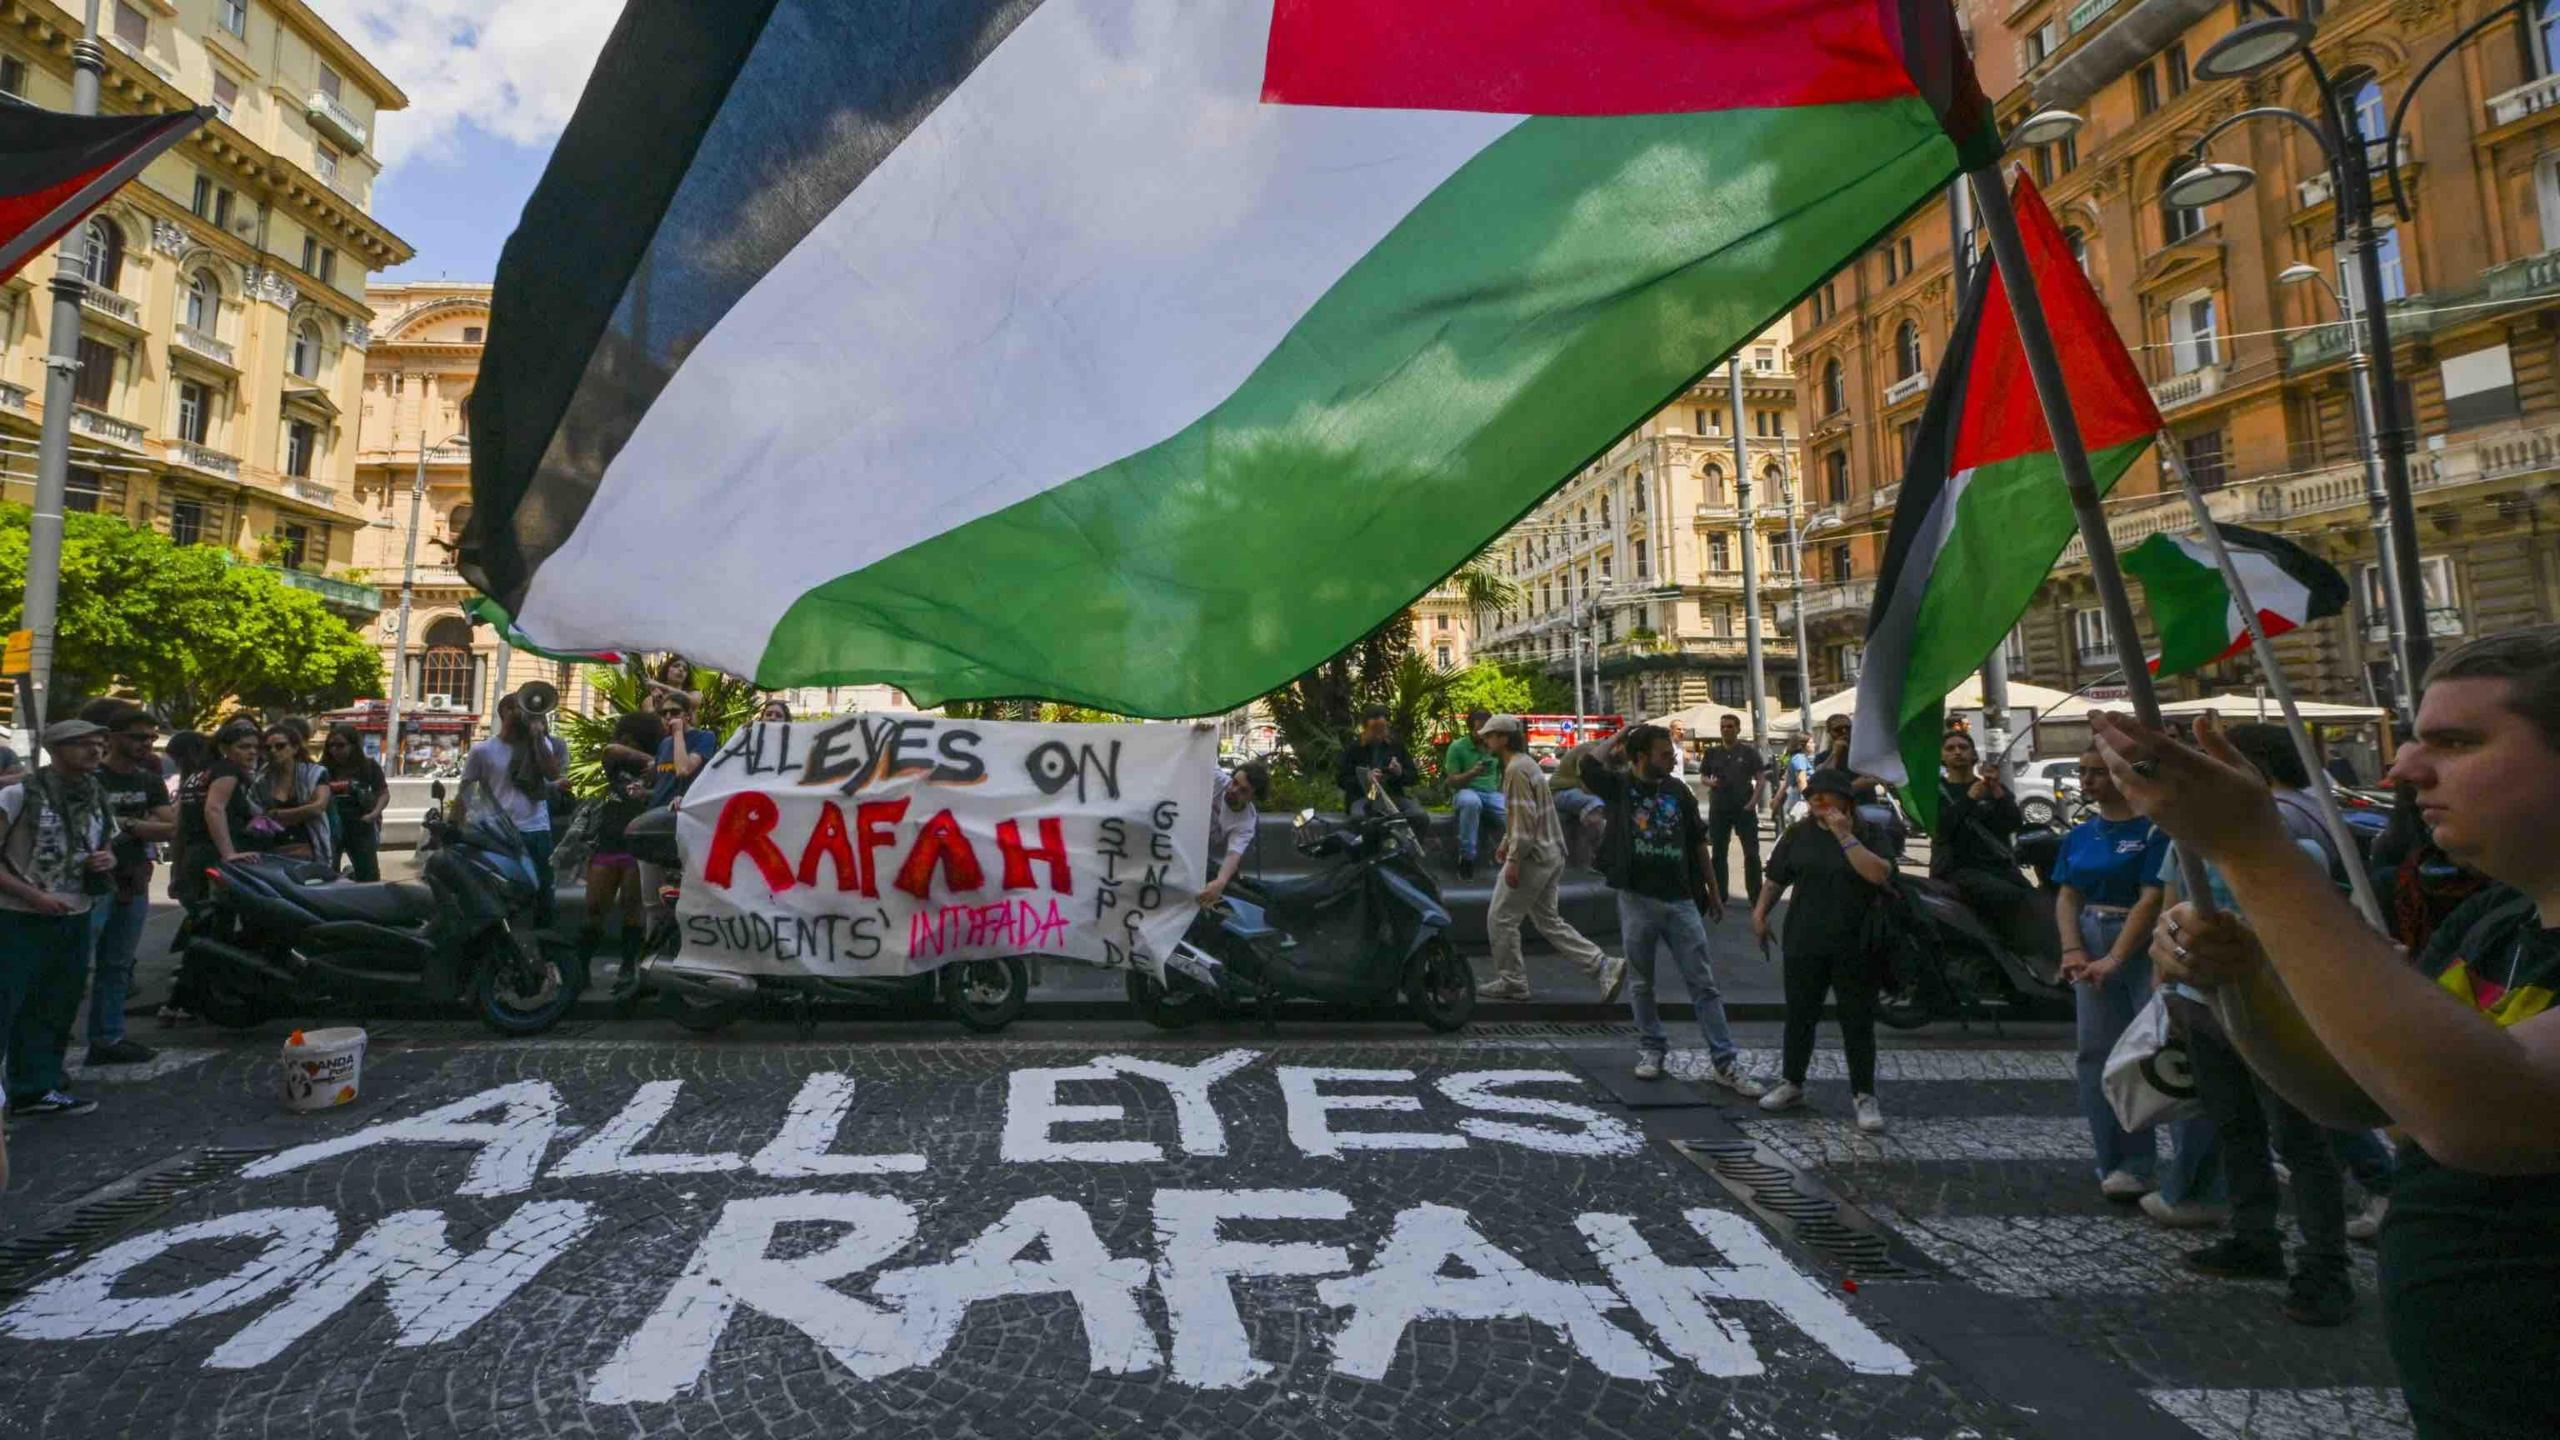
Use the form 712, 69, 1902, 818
2153, 693, 2386, 723
1785, 674, 2093, 732
1651, 700, 1753, 736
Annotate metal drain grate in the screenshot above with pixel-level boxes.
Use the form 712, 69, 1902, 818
0, 1146, 269, 1296
1671, 1136, 1934, 1281
1473, 1021, 1639, 1039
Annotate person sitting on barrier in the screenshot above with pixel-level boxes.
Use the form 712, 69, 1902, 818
1443, 708, 1506, 881
2098, 625, 2560, 1438
1337, 707, 1427, 830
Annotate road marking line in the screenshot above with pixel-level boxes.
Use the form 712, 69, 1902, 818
2145, 1385, 2412, 1440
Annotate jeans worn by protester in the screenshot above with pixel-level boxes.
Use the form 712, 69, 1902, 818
1620, 892, 1740, 1068
2073, 906, 2160, 1181
2172, 995, 2351, 1280
83, 895, 148, 1050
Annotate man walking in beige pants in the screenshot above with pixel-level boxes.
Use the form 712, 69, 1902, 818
1479, 714, 1627, 1003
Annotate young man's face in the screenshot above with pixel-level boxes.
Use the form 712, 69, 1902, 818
1362, 718, 1389, 744
1635, 736, 1678, 778
1719, 717, 1741, 742
2390, 676, 2560, 884
1224, 771, 1254, 809
110, 724, 156, 767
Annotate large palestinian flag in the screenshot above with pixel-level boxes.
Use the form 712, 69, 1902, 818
0, 105, 210, 285
2124, 524, 2348, 677
1850, 173, 2159, 828
467, 0, 1994, 717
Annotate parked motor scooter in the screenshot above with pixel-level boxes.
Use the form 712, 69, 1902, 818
618, 806, 1030, 1035
1125, 800, 1470, 1031
1876, 825, 2074, 1029
181, 779, 583, 1036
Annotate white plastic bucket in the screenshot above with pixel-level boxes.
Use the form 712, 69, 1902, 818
281, 1027, 366, 1112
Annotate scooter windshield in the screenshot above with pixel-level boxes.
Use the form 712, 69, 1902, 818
455, 778, 527, 858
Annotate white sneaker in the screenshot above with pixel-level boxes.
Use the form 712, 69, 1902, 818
1709, 1062, 1769, 1099
1757, 1081, 1805, 1112
2100, 1170, 2156, 1201
1598, 954, 1628, 1003
2140, 1191, 2230, 1229
1853, 1093, 1885, 1134
1480, 979, 1532, 1001
2347, 1196, 2389, 1242
1632, 1055, 1664, 1081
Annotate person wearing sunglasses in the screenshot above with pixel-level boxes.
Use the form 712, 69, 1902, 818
248, 725, 333, 865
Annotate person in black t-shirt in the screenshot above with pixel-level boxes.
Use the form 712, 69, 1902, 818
318, 723, 390, 882
1699, 714, 1767, 907
584, 710, 665, 999
1582, 723, 1767, 1097
1933, 730, 2052, 966
2103, 625, 2560, 1440
1754, 769, 1896, 1131
74, 700, 173, 1065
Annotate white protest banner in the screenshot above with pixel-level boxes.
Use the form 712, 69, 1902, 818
672, 714, 1213, 977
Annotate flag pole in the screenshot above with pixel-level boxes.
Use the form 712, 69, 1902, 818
2154, 435, 2388, 930
1965, 164, 2216, 911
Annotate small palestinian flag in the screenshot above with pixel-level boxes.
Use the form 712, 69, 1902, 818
1850, 172, 2160, 830
467, 0, 1996, 718
0, 105, 210, 285
2124, 524, 2349, 677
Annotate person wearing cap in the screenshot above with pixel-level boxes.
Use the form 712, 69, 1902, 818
0, 718, 119, 1119
73, 699, 173, 1066
1753, 767, 1896, 1132
1479, 713, 1625, 1004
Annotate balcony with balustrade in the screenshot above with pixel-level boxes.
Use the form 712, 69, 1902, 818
77, 284, 141, 332
2489, 72, 2560, 127
307, 90, 370, 152
171, 441, 239, 480
1882, 370, 1930, 407
173, 326, 237, 371
2149, 362, 2221, 413
70, 406, 144, 449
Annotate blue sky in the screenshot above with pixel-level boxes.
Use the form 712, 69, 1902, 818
369, 122, 554, 282
306, 0, 622, 283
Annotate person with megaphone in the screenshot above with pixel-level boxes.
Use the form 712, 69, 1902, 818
459, 685, 568, 927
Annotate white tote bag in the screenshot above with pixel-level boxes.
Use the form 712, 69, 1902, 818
2103, 992, 2201, 1132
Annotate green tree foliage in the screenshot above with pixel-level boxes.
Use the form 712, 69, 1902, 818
0, 505, 381, 729
556, 657, 763, 798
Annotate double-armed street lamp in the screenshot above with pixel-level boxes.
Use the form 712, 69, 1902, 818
2147, 0, 2527, 714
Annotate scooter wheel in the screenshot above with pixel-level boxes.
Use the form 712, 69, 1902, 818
1406, 938, 1476, 1033
476, 945, 585, 1037
944, 957, 1029, 1033
1126, 969, 1207, 1030
659, 990, 745, 1033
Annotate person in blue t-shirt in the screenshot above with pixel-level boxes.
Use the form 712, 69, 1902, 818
2052, 744, 2192, 1206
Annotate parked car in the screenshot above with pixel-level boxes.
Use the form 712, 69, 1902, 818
2011, 756, 2083, 827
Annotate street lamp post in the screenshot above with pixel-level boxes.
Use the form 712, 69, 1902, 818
1785, 481, 1823, 740
1729, 358, 1769, 742
2164, 0, 2514, 714
383, 431, 465, 776
2278, 260, 2415, 718
21, 0, 105, 736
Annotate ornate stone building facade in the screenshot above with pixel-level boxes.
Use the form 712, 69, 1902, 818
0, 0, 410, 636
1789, 0, 2560, 716
1475, 324, 1804, 723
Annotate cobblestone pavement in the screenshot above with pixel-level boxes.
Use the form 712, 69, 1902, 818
0, 1019, 2403, 1439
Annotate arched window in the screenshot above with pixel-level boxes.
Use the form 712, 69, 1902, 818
291, 320, 323, 380
1894, 322, 1922, 379
1701, 463, 1725, 504
2335, 70, 2385, 145
1821, 358, 1845, 414
1823, 449, 1849, 505
185, 270, 220, 334
452, 389, 472, 438
420, 616, 474, 705
80, 218, 123, 290
2063, 227, 2090, 276
2160, 170, 2204, 245
446, 502, 473, 542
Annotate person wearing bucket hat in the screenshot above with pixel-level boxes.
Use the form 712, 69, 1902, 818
1754, 766, 1896, 1132
0, 718, 120, 1119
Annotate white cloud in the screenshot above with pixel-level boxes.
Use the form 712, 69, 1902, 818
306, 0, 623, 171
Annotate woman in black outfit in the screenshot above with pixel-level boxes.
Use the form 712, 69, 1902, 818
1752, 769, 1898, 1132
320, 724, 390, 881
166, 721, 262, 1023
